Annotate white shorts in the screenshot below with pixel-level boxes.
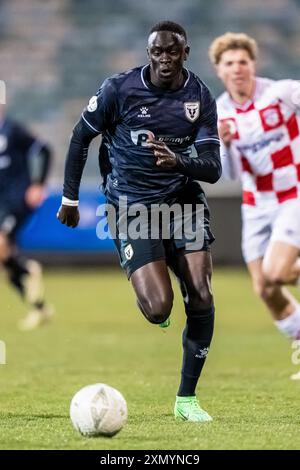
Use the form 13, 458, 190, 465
241, 199, 300, 263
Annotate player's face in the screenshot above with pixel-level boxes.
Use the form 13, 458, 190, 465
216, 49, 256, 95
147, 31, 189, 89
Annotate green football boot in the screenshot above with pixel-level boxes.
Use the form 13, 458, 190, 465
174, 396, 213, 422
159, 317, 170, 329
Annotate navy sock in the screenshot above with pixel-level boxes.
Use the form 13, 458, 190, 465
3, 255, 29, 297
178, 306, 215, 397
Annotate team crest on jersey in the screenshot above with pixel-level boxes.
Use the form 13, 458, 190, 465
259, 104, 283, 131
124, 244, 134, 260
184, 102, 200, 122
87, 95, 98, 112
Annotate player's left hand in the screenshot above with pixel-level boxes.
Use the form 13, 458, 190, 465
25, 184, 45, 209
147, 139, 177, 169
57, 205, 80, 228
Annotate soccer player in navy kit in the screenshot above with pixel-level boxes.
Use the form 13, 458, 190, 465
58, 21, 221, 422
0, 104, 53, 330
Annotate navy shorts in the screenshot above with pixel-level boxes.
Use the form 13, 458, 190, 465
107, 182, 215, 279
0, 205, 31, 241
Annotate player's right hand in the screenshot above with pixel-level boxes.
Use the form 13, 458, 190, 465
218, 121, 234, 148
57, 205, 80, 228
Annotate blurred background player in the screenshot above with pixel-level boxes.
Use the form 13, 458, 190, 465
58, 21, 221, 422
0, 103, 53, 330
209, 33, 300, 354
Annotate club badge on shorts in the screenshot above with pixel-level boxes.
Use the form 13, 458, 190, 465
124, 244, 134, 260
184, 102, 200, 122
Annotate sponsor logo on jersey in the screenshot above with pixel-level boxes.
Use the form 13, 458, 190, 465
124, 244, 134, 260
237, 132, 284, 154
184, 102, 200, 122
138, 106, 151, 118
130, 130, 192, 147
87, 95, 98, 112
130, 129, 155, 146
156, 135, 192, 145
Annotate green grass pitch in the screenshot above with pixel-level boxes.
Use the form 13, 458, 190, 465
0, 267, 300, 450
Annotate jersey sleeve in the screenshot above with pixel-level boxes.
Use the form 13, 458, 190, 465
194, 84, 220, 146
13, 123, 36, 154
12, 123, 52, 185
272, 79, 300, 112
220, 140, 242, 180
81, 78, 119, 134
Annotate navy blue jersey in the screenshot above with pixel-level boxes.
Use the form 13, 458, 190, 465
82, 65, 219, 205
0, 118, 51, 211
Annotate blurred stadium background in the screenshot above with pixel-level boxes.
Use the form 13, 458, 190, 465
2, 0, 300, 265
1, 0, 300, 450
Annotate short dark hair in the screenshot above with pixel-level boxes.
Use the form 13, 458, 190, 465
149, 21, 187, 41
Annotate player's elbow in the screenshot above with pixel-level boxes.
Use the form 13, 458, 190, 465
207, 163, 222, 184
72, 119, 96, 147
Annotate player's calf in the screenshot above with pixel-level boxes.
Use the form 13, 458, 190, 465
4, 256, 44, 305
3, 253, 30, 295
177, 305, 214, 397
0, 232, 11, 262
23, 260, 45, 305
3, 255, 54, 329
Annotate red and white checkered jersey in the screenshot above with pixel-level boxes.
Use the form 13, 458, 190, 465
217, 77, 300, 207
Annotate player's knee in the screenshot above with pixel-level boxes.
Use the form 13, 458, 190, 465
187, 283, 214, 310
0, 232, 10, 262
137, 292, 173, 324
253, 278, 276, 301
262, 264, 287, 286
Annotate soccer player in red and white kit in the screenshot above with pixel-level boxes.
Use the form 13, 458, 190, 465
209, 32, 300, 356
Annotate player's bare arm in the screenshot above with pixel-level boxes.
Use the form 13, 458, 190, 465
25, 183, 45, 209
218, 121, 234, 148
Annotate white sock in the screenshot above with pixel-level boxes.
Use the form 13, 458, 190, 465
275, 305, 300, 339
